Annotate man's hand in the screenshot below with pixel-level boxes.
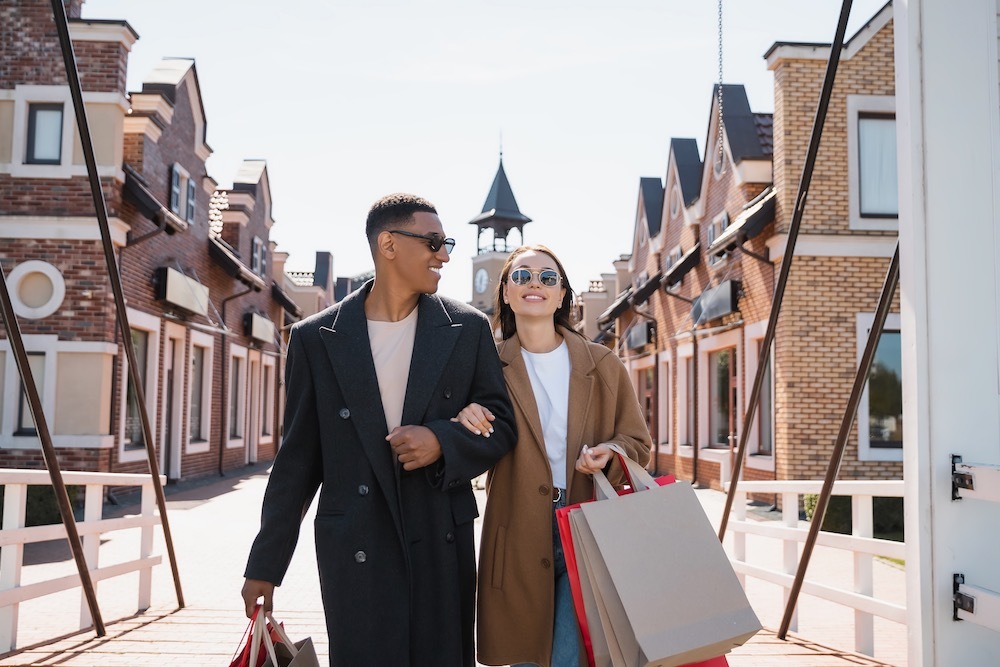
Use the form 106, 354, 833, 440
242, 578, 275, 618
386, 425, 443, 471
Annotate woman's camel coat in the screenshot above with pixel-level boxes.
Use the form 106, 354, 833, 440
476, 328, 652, 667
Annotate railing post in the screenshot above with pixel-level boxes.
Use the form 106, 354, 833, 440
138, 481, 155, 610
0, 483, 27, 652
80, 483, 103, 628
852, 494, 874, 655
782, 492, 799, 633
733, 490, 747, 587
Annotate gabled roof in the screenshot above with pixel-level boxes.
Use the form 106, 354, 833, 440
671, 138, 703, 205
468, 158, 532, 229
138, 58, 211, 157
707, 84, 772, 165
639, 177, 664, 238
764, 1, 893, 65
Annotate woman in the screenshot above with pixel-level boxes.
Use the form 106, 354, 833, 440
454, 245, 651, 667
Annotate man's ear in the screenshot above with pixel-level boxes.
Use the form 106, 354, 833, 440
376, 230, 397, 260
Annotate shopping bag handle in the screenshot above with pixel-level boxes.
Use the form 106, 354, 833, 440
593, 444, 658, 500
264, 611, 300, 658
248, 605, 279, 667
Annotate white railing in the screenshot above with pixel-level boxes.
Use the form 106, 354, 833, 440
724, 479, 905, 657
0, 469, 164, 653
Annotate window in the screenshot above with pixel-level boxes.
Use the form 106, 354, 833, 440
16, 353, 46, 435
189, 345, 206, 442
261, 363, 274, 437
229, 356, 244, 439
186, 179, 197, 224
252, 237, 267, 276
670, 188, 681, 218
867, 330, 902, 449
685, 356, 695, 445
124, 329, 150, 450
708, 348, 737, 448
639, 367, 655, 437
26, 103, 64, 165
707, 213, 729, 265
756, 341, 773, 456
858, 114, 898, 218
170, 167, 182, 214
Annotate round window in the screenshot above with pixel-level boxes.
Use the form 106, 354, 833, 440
8, 260, 65, 319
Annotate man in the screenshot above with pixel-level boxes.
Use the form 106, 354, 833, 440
242, 194, 516, 667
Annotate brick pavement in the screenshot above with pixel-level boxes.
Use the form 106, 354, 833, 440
0, 464, 906, 666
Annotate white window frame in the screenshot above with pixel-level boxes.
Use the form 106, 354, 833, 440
259, 353, 277, 444
118, 309, 160, 463
847, 95, 898, 231
6, 260, 66, 320
676, 342, 694, 457
856, 312, 904, 462
169, 163, 190, 216
697, 328, 742, 458
743, 320, 775, 472
227, 344, 248, 448
707, 212, 730, 266
669, 186, 682, 219
1, 335, 117, 449
187, 330, 214, 454
657, 350, 672, 454
5, 85, 75, 178
252, 236, 266, 276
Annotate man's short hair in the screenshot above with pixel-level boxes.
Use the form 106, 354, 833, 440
366, 193, 437, 244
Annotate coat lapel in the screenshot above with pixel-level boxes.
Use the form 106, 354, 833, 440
562, 330, 596, 500
498, 334, 547, 461
318, 284, 403, 541
400, 294, 462, 426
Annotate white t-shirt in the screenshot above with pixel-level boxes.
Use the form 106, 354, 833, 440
521, 340, 571, 490
367, 307, 419, 432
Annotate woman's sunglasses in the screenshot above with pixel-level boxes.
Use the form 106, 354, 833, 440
389, 229, 456, 255
509, 268, 561, 287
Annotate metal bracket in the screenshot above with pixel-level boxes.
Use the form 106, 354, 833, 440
951, 455, 1000, 503
954, 573, 974, 620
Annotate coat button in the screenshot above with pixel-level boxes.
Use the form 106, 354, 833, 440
541, 558, 551, 569
339, 408, 350, 419
358, 485, 369, 496
443, 388, 452, 399
445, 532, 455, 543
538, 485, 550, 496
354, 551, 367, 564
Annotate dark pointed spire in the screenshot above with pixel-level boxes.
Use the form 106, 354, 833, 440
468, 158, 532, 228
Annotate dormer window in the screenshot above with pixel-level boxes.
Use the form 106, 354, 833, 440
708, 212, 730, 265
670, 188, 681, 219
169, 164, 197, 224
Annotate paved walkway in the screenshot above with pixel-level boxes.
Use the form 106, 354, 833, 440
0, 464, 906, 666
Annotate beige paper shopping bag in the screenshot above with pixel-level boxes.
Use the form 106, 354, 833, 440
575, 477, 760, 667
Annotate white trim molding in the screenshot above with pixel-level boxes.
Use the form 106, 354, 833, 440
847, 94, 898, 231
856, 312, 904, 462
0, 216, 129, 247
6, 261, 65, 319
766, 233, 897, 263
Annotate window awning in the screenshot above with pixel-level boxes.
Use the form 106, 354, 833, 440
271, 281, 302, 318
662, 243, 700, 288
707, 188, 776, 257
630, 272, 663, 307
597, 287, 633, 326
208, 236, 265, 291
593, 321, 615, 344
123, 163, 188, 234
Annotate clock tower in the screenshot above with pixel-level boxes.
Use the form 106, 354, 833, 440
469, 154, 531, 313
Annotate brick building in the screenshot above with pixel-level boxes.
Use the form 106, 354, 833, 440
590, 2, 901, 490
0, 0, 312, 481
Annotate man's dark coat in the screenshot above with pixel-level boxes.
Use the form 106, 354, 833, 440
245, 283, 515, 667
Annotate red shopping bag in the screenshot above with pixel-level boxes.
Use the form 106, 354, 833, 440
556, 455, 730, 667
229, 605, 284, 667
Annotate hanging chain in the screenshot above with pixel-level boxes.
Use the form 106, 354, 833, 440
716, 0, 725, 174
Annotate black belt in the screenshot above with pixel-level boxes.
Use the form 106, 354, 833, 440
552, 487, 564, 504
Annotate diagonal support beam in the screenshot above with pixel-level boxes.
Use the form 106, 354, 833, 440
48, 0, 184, 608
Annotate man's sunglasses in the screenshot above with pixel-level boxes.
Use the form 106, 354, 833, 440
509, 268, 561, 287
389, 229, 456, 255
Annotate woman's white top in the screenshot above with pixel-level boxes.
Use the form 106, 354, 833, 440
521, 340, 571, 490
367, 307, 418, 432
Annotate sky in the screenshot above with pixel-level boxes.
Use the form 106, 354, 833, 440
85, 0, 888, 303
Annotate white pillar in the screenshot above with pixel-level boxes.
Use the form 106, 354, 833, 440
895, 0, 1000, 663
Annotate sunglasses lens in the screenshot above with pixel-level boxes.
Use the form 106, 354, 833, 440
540, 271, 559, 287
510, 269, 530, 285
443, 238, 455, 255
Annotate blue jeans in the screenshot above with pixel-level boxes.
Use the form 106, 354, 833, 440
513, 492, 582, 667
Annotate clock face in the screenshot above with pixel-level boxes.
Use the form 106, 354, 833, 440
475, 268, 490, 294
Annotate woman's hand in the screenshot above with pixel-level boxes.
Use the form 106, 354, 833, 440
451, 402, 495, 437
575, 443, 614, 474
